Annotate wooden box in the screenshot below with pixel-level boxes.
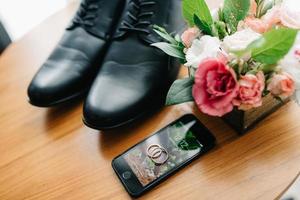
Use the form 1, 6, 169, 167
223, 94, 289, 134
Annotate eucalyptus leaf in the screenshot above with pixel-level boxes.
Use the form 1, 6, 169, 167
223, 0, 250, 34
183, 0, 213, 26
175, 34, 181, 43
248, 28, 298, 64
151, 42, 185, 59
166, 77, 194, 106
153, 25, 178, 44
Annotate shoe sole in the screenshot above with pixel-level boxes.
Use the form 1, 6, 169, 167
28, 89, 88, 107
82, 100, 162, 130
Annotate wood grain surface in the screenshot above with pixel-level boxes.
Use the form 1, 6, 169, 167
0, 1, 300, 200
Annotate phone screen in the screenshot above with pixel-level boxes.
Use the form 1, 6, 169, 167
123, 120, 204, 186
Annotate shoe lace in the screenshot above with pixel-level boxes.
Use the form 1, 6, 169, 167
119, 0, 156, 34
71, 0, 99, 27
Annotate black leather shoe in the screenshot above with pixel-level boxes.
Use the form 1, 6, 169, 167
27, 0, 125, 107
83, 0, 184, 129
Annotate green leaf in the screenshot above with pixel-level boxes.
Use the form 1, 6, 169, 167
183, 0, 213, 26
223, 0, 250, 33
260, 64, 278, 73
153, 25, 178, 45
193, 14, 213, 35
151, 42, 185, 59
248, 28, 298, 64
185, 131, 203, 150
196, 0, 213, 24
166, 77, 194, 106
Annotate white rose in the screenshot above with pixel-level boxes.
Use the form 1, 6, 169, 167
280, 0, 300, 29
280, 32, 300, 103
185, 36, 222, 68
222, 29, 261, 52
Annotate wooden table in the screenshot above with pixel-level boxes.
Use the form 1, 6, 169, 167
1, 1, 300, 200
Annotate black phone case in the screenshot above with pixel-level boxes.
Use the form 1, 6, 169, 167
112, 114, 216, 198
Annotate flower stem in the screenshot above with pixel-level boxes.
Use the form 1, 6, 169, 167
188, 66, 192, 77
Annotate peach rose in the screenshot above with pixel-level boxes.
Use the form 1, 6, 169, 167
233, 71, 265, 110
181, 27, 200, 48
267, 72, 295, 98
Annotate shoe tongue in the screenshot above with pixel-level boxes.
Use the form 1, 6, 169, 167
143, 0, 170, 24
82, 0, 101, 5
113, 0, 180, 43
82, 0, 92, 4
68, 0, 125, 39
83, 0, 96, 3
139, 0, 172, 43
131, 0, 140, 3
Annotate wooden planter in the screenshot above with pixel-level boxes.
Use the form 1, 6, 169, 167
223, 94, 289, 134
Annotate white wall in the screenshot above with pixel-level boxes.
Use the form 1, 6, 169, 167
0, 0, 77, 41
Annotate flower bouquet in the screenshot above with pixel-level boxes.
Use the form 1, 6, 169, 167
152, 0, 300, 133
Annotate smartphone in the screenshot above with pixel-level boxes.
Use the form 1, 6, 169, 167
112, 114, 216, 197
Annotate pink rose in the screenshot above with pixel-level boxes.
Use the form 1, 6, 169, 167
192, 59, 239, 117
181, 27, 200, 48
267, 72, 295, 98
243, 6, 281, 33
244, 17, 268, 33
233, 71, 265, 110
250, 0, 258, 16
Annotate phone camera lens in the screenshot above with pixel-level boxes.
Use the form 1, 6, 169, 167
122, 171, 131, 180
